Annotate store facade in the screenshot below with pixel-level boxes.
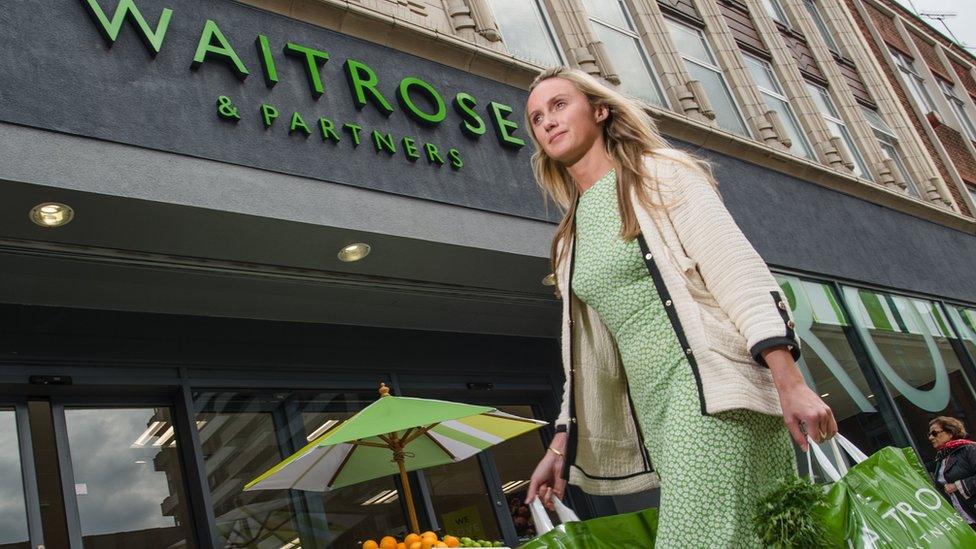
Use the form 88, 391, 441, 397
0, 1, 975, 548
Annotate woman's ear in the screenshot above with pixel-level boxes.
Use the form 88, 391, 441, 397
595, 105, 609, 123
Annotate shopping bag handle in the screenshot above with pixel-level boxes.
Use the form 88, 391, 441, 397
528, 496, 580, 535
806, 434, 869, 483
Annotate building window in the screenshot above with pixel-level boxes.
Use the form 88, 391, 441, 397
803, 0, 840, 53
861, 107, 921, 198
665, 19, 750, 136
0, 409, 29, 548
744, 54, 815, 158
890, 48, 940, 116
486, 0, 563, 67
806, 83, 872, 179
840, 287, 976, 464
759, 0, 790, 26
581, 0, 667, 107
775, 276, 900, 475
969, 185, 976, 206
937, 78, 976, 142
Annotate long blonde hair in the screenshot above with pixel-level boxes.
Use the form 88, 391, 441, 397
525, 66, 713, 274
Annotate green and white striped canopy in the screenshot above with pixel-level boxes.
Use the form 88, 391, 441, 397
245, 395, 546, 492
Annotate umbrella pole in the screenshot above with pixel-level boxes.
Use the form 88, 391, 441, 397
396, 451, 421, 534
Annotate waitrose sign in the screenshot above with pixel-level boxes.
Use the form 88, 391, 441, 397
82, 0, 527, 171
0, 0, 547, 220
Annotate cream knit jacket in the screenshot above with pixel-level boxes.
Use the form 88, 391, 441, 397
553, 149, 800, 495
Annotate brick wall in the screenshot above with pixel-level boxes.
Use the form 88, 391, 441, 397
950, 58, 976, 101
863, 1, 908, 53
846, 0, 972, 216
909, 31, 951, 80
935, 124, 976, 184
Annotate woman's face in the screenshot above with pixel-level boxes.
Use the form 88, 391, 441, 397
526, 77, 606, 166
928, 423, 953, 448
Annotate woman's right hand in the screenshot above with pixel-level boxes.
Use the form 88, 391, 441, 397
525, 432, 568, 511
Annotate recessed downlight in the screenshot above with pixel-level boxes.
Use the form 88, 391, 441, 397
541, 273, 556, 286
30, 202, 74, 228
338, 243, 371, 262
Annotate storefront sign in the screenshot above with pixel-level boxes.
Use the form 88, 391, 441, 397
0, 0, 551, 220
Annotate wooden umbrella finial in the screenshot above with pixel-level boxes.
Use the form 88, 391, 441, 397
378, 382, 390, 398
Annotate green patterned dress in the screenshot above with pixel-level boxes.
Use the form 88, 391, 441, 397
572, 169, 796, 547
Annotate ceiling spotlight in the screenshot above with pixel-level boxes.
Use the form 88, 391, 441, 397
29, 202, 74, 228
338, 243, 371, 262
541, 273, 556, 286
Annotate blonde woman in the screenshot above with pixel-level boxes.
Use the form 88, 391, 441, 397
521, 67, 837, 546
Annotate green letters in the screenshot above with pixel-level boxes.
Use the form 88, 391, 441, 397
290, 112, 311, 135
488, 102, 524, 149
82, 0, 172, 55
397, 77, 446, 125
453, 93, 486, 137
261, 104, 278, 127
372, 131, 396, 154
345, 59, 393, 115
192, 20, 249, 79
402, 137, 420, 161
255, 34, 278, 87
343, 123, 362, 146
424, 142, 444, 164
284, 42, 330, 97
319, 118, 340, 143
448, 148, 463, 170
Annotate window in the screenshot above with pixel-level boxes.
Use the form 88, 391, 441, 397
486, 0, 563, 67
803, 0, 839, 53
890, 49, 940, 115
947, 305, 976, 366
806, 83, 872, 179
665, 19, 750, 136
759, 0, 790, 26
744, 55, 815, 158
582, 0, 666, 106
840, 287, 976, 464
776, 276, 900, 474
861, 107, 921, 197
937, 79, 976, 142
0, 409, 29, 549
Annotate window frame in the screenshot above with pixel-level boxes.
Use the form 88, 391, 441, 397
803, 0, 840, 54
485, 0, 566, 68
583, 0, 668, 108
806, 82, 872, 179
860, 106, 922, 198
890, 48, 940, 116
744, 54, 816, 159
665, 18, 751, 137
937, 78, 976, 142
759, 0, 791, 27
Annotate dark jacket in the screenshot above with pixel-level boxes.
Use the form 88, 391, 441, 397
933, 443, 976, 522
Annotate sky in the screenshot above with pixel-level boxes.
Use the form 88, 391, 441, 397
892, 0, 976, 55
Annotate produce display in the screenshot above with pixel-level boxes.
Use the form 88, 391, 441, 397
360, 531, 505, 549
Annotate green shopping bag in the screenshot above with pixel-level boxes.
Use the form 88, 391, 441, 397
518, 497, 657, 548
809, 434, 976, 548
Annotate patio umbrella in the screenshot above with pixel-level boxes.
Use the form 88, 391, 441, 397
244, 383, 547, 534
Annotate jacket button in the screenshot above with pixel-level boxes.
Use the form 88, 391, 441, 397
787, 320, 796, 328
571, 417, 577, 424
568, 320, 575, 327
778, 301, 787, 310
665, 299, 672, 307
644, 253, 652, 260
685, 348, 693, 355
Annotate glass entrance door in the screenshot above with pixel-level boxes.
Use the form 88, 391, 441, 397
16, 400, 198, 549
0, 404, 33, 549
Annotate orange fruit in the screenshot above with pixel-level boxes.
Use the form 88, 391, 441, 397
380, 536, 398, 549
443, 536, 460, 548
396, 544, 407, 549
421, 531, 438, 540
408, 543, 422, 549
404, 534, 422, 546
434, 543, 447, 548
420, 540, 435, 549
363, 541, 379, 549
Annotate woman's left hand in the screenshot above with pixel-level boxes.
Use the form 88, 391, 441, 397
763, 347, 838, 451
945, 483, 958, 494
